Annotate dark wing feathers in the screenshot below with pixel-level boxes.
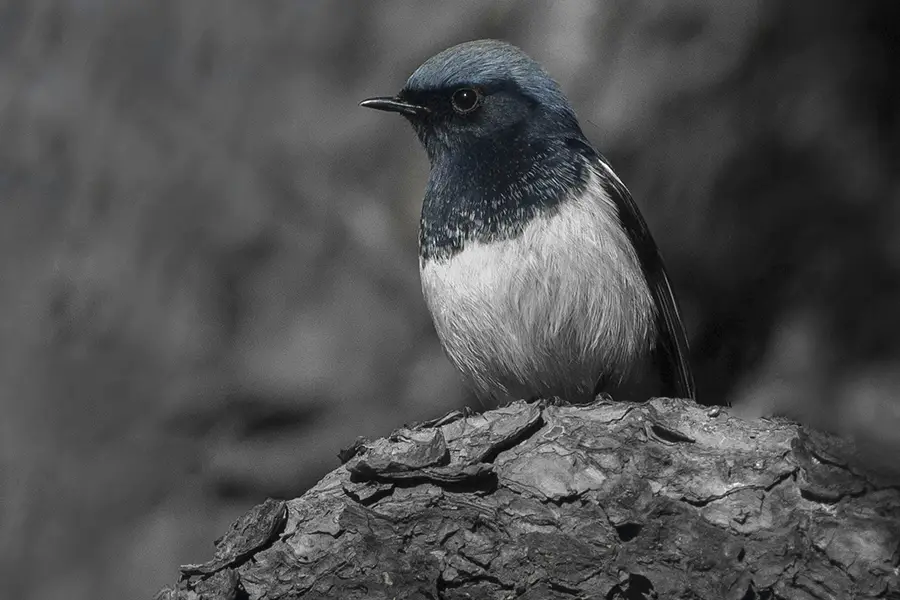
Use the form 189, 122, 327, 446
595, 154, 697, 401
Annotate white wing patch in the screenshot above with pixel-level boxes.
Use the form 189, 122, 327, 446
597, 156, 627, 189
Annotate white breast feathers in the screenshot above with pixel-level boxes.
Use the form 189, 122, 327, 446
419, 167, 657, 404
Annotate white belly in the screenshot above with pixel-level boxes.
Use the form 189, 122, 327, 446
419, 173, 657, 404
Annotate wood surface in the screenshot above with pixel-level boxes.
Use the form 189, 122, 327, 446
157, 398, 900, 599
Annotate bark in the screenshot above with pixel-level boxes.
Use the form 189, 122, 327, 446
156, 398, 900, 600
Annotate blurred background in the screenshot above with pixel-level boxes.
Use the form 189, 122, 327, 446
1, 1, 898, 598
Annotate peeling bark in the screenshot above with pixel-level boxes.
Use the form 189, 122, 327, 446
156, 398, 900, 599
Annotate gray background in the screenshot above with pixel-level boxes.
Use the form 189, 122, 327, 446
2, 1, 898, 599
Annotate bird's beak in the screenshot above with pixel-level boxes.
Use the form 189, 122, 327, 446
359, 96, 428, 117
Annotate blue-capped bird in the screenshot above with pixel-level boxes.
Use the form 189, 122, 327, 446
361, 39, 702, 406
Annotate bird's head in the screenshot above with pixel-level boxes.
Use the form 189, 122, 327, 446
360, 40, 584, 163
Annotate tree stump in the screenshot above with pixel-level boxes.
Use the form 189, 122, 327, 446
156, 398, 900, 599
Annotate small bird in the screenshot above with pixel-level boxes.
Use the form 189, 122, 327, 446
361, 40, 700, 405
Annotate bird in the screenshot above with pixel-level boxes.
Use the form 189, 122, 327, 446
360, 39, 702, 406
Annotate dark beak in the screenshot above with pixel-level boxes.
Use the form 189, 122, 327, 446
359, 96, 428, 117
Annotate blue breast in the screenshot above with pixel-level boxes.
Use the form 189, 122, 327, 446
419, 134, 595, 261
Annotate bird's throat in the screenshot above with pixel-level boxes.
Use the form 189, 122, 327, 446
419, 136, 591, 261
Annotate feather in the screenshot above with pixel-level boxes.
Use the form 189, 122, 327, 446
594, 154, 698, 402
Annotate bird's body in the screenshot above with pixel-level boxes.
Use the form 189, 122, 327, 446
361, 39, 699, 405
420, 163, 655, 403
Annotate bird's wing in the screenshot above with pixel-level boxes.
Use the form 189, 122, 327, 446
594, 153, 697, 401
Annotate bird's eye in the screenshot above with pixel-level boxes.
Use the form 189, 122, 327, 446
451, 88, 480, 114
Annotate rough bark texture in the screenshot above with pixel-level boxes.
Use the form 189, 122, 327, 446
157, 399, 900, 599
